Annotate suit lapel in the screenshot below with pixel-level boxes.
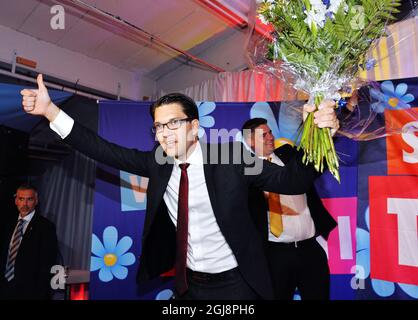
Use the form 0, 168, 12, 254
201, 143, 218, 215
18, 214, 37, 250
142, 162, 173, 238
156, 163, 174, 199
149, 145, 174, 208
5, 220, 16, 243
1, 219, 17, 261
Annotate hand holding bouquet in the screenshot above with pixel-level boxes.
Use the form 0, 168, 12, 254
257, 0, 401, 182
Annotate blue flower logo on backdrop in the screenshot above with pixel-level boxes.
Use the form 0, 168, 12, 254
197, 102, 216, 138
91, 226, 136, 282
356, 207, 418, 298
155, 289, 174, 300
370, 81, 415, 113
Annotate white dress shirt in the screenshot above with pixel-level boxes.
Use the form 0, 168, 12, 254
50, 110, 238, 273
166, 143, 238, 273
264, 152, 316, 243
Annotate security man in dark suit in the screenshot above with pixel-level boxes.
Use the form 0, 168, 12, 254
0, 183, 58, 300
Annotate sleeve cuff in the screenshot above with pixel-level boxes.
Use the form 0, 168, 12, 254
49, 110, 74, 139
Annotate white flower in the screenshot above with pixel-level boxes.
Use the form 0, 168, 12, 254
304, 2, 327, 29
310, 0, 325, 6
328, 0, 346, 14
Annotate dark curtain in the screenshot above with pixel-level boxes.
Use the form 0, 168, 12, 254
39, 150, 96, 270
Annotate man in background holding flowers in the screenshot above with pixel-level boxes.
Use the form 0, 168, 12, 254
242, 102, 338, 300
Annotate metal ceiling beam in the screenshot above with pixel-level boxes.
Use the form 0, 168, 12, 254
55, 0, 226, 73
194, 0, 273, 40
195, 0, 248, 29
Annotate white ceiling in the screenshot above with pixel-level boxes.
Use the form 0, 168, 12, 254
0, 0, 253, 79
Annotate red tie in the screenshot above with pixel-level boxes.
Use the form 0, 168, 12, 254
175, 163, 190, 295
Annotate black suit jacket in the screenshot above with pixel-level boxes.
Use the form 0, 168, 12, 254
0, 212, 58, 299
248, 144, 337, 245
63, 122, 320, 299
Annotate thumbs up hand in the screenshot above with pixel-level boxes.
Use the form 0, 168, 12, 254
20, 74, 60, 121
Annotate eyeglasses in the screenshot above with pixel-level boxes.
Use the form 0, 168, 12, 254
151, 118, 193, 134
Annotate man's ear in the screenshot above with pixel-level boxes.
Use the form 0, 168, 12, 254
191, 119, 200, 139
248, 134, 255, 149
242, 133, 252, 147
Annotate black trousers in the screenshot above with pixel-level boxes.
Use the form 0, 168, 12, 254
175, 267, 260, 300
266, 237, 330, 300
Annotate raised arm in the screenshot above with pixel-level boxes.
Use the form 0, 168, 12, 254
21, 74, 60, 122
244, 151, 318, 194
21, 74, 152, 177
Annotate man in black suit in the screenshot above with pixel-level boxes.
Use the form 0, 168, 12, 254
242, 118, 337, 300
0, 183, 58, 300
20, 74, 339, 300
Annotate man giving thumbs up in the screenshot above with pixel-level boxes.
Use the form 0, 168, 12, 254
20, 74, 61, 122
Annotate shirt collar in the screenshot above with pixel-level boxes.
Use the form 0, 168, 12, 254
262, 152, 285, 166
174, 141, 203, 167
258, 152, 274, 161
19, 210, 35, 223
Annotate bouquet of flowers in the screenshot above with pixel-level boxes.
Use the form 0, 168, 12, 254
256, 0, 401, 182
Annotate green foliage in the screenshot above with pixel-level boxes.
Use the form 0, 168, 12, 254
261, 0, 401, 81
258, 0, 401, 181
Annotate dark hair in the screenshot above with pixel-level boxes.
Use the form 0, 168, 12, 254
241, 118, 268, 138
16, 182, 38, 194
150, 93, 199, 121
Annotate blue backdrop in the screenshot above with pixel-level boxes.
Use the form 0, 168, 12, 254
0, 83, 72, 132
89, 78, 418, 299
89, 100, 364, 300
